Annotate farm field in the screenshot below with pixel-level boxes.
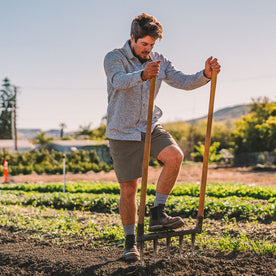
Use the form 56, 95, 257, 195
0, 166, 276, 275
6, 164, 276, 187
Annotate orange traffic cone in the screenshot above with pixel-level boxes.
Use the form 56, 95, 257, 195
4, 159, 8, 184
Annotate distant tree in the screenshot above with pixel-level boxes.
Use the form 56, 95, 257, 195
59, 122, 67, 138
231, 97, 276, 154
188, 120, 234, 150
75, 122, 93, 137
32, 132, 53, 148
0, 78, 16, 139
163, 121, 190, 142
89, 124, 106, 140
100, 114, 107, 125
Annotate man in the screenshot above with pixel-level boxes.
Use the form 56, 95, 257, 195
104, 13, 221, 261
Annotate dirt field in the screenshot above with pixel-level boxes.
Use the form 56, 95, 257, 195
1, 221, 276, 276
1, 166, 276, 275
6, 164, 276, 186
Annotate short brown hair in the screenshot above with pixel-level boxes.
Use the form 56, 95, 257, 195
130, 13, 163, 42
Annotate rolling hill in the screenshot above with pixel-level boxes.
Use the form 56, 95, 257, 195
186, 104, 250, 125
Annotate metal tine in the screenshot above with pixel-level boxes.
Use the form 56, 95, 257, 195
191, 233, 196, 256
166, 237, 171, 260
153, 239, 158, 263
179, 235, 183, 259
140, 240, 145, 266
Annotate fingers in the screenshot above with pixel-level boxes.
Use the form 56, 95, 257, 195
148, 62, 160, 75
142, 61, 160, 80
204, 57, 221, 78
211, 65, 221, 72
206, 56, 213, 63
210, 60, 221, 72
207, 57, 221, 72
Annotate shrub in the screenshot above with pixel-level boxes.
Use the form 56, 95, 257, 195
22, 165, 33, 175
0, 149, 111, 176
34, 164, 44, 175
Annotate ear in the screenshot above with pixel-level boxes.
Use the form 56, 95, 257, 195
130, 34, 135, 43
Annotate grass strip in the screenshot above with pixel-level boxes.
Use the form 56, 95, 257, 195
1, 181, 275, 200
0, 190, 275, 221
0, 204, 124, 246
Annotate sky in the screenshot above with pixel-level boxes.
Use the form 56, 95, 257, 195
0, 0, 275, 132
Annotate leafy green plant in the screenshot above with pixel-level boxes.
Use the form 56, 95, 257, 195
1, 189, 275, 221
191, 142, 223, 163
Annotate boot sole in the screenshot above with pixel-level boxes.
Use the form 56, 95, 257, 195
148, 220, 184, 232
123, 252, 140, 261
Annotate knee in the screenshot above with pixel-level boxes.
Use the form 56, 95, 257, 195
158, 145, 184, 166
173, 147, 184, 166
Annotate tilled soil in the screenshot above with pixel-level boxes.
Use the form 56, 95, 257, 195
1, 166, 276, 275
0, 228, 275, 276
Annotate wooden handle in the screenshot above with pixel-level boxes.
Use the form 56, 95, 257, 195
198, 71, 218, 217
137, 77, 156, 237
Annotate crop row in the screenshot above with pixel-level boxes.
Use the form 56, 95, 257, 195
0, 162, 112, 176
0, 149, 113, 176
0, 190, 275, 221
0, 149, 100, 165
1, 181, 276, 200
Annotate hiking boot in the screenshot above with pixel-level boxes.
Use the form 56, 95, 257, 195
148, 204, 184, 232
123, 235, 140, 261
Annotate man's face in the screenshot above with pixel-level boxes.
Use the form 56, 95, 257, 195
130, 35, 157, 61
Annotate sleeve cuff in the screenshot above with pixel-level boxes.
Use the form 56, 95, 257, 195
202, 70, 211, 80
139, 70, 147, 82
202, 70, 211, 82
129, 70, 144, 85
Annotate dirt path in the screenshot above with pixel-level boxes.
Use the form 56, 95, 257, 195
6, 165, 276, 186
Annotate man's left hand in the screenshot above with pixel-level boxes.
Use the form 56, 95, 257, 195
204, 57, 221, 79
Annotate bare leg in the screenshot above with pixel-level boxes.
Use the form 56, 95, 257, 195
120, 179, 140, 261
148, 145, 184, 232
119, 179, 138, 226
156, 145, 184, 195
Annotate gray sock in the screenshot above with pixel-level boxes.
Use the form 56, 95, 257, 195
154, 193, 169, 207
123, 224, 135, 236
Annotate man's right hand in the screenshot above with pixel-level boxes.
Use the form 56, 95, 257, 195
141, 60, 161, 81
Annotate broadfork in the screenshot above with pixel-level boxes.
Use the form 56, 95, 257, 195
137, 71, 218, 265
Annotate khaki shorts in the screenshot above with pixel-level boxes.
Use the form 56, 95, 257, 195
109, 125, 177, 183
